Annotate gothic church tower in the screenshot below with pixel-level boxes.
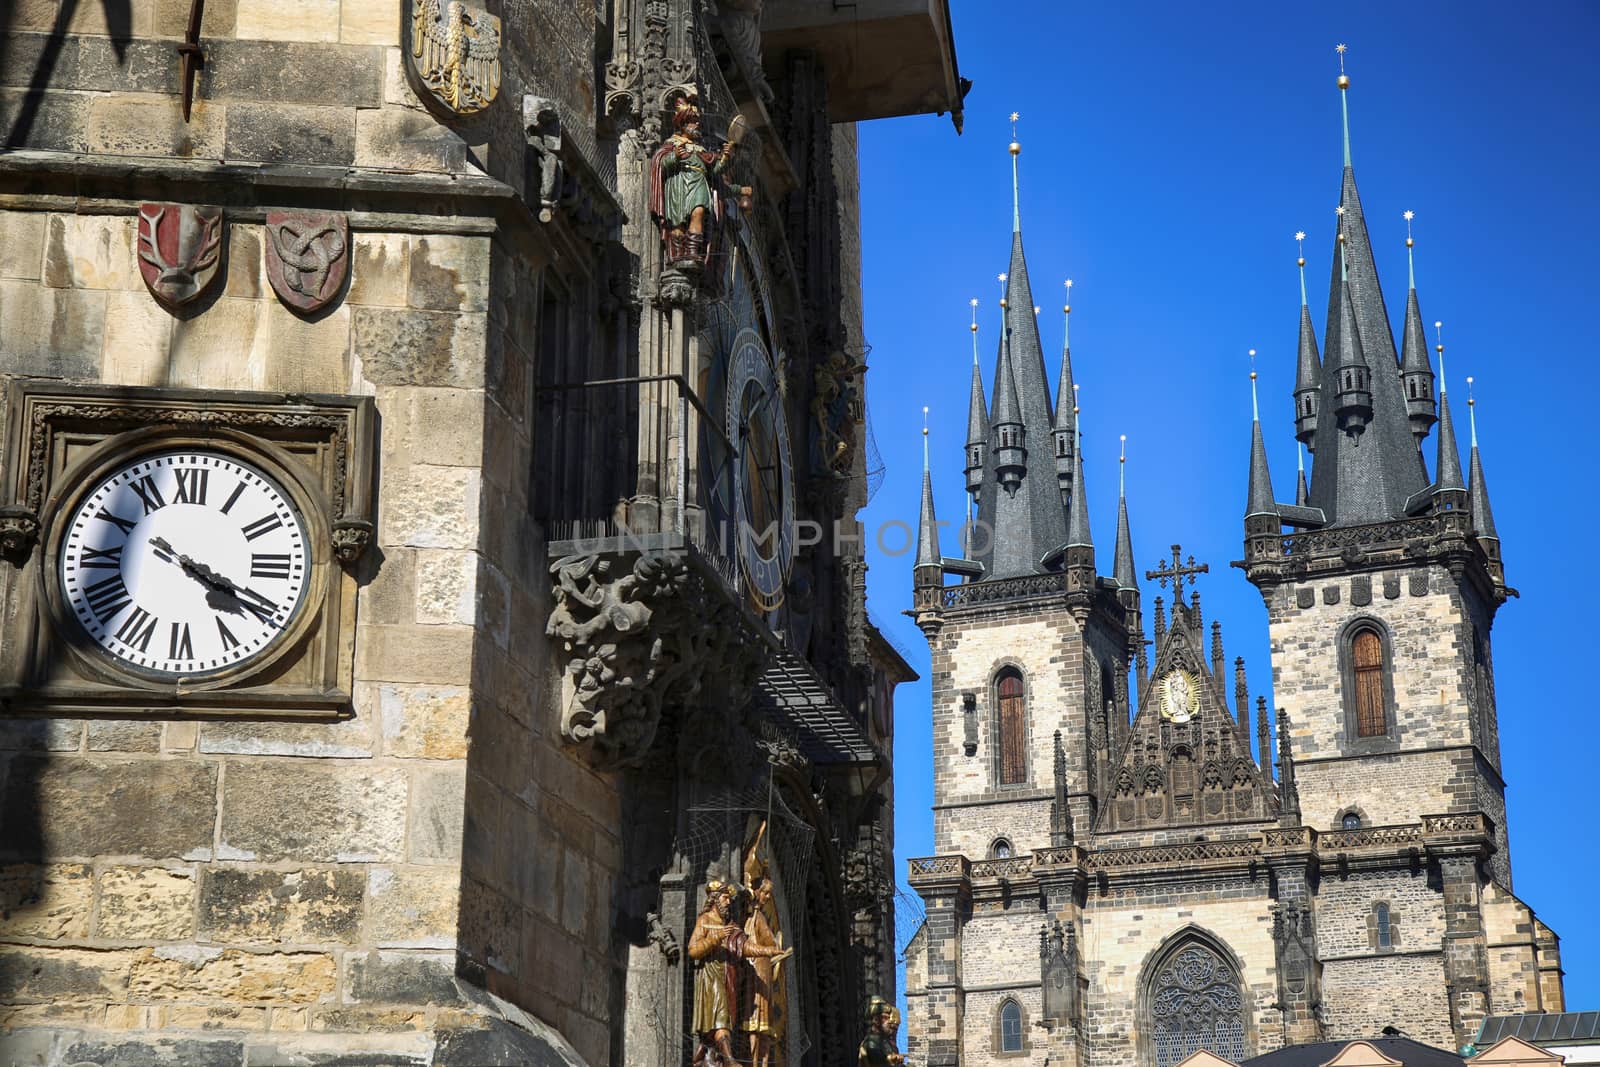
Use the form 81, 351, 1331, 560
904, 65, 1565, 1067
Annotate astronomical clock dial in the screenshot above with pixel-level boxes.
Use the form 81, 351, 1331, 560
57, 450, 311, 678
728, 329, 795, 613
1158, 668, 1198, 724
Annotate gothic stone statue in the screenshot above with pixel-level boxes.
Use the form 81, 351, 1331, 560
741, 822, 793, 1067
690, 881, 747, 1067
859, 996, 907, 1067
650, 98, 748, 268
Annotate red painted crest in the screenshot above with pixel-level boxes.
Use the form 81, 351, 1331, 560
264, 210, 350, 313
136, 203, 224, 306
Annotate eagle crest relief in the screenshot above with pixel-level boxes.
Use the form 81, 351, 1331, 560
409, 0, 502, 116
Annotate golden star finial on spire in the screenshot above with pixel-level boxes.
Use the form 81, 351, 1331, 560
1336, 43, 1350, 89
1008, 112, 1020, 157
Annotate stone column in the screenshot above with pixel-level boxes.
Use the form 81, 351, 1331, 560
1263, 828, 1323, 1047
907, 859, 969, 1067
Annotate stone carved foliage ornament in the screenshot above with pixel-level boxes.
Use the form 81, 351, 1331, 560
137, 203, 223, 306
408, 0, 501, 116
0, 381, 376, 718
546, 550, 763, 769
264, 211, 349, 312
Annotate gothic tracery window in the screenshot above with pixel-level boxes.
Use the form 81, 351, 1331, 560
1147, 941, 1247, 1067
1350, 627, 1388, 738
997, 668, 1027, 785
999, 998, 1024, 1053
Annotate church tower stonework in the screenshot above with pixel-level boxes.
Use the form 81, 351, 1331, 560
904, 69, 1564, 1067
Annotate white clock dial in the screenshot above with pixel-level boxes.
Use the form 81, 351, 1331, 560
58, 450, 311, 677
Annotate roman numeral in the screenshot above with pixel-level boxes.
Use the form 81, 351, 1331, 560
174, 467, 210, 505
220, 482, 247, 515
114, 607, 158, 653
130, 474, 166, 515
95, 509, 138, 535
169, 622, 194, 661
79, 545, 123, 569
241, 514, 283, 542
250, 554, 292, 580
216, 617, 241, 651
83, 575, 132, 621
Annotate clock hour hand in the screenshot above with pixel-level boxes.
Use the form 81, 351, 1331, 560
149, 536, 242, 596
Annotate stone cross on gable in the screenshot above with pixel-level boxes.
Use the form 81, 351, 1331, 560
1146, 544, 1209, 606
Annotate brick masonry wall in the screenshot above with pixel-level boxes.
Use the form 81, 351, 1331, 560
1321, 954, 1452, 1046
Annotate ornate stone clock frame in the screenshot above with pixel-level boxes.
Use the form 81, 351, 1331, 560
0, 379, 376, 719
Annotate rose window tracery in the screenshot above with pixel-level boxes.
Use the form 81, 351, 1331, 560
1149, 943, 1246, 1067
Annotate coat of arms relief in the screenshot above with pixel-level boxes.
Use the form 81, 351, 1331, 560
408, 0, 502, 116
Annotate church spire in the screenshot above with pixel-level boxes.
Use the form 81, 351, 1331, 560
964, 298, 989, 505
1466, 377, 1499, 545
1330, 239, 1373, 437
1066, 421, 1092, 550
1296, 444, 1310, 508
1293, 231, 1321, 447
1113, 435, 1137, 591
1432, 324, 1466, 497
1337, 42, 1353, 167
991, 311, 1026, 495
916, 409, 942, 569
1009, 111, 1022, 233
1400, 211, 1439, 441
1053, 280, 1077, 505
1246, 350, 1278, 519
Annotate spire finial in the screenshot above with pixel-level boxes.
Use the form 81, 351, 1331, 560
1294, 230, 1308, 306
1434, 320, 1447, 392
1404, 210, 1417, 288
1467, 376, 1479, 447
1063, 278, 1073, 347
1119, 433, 1127, 496
969, 297, 980, 366
997, 271, 1008, 313
1249, 348, 1260, 421
1073, 382, 1080, 417
1336, 43, 1352, 167
922, 405, 930, 469
1009, 111, 1022, 232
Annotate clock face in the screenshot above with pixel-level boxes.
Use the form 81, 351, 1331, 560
1159, 669, 1198, 724
728, 330, 795, 613
57, 449, 312, 677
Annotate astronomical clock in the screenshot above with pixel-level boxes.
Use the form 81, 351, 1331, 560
0, 381, 375, 718
696, 229, 796, 622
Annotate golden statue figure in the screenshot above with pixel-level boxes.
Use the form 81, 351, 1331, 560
859, 996, 907, 1067
690, 880, 746, 1067
742, 821, 794, 1067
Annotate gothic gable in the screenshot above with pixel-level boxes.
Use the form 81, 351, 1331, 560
1096, 603, 1275, 833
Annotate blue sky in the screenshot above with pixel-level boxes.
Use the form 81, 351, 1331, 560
859, 1, 1599, 1013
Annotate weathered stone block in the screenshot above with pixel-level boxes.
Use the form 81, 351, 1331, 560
225, 103, 357, 166
166, 297, 267, 390
342, 0, 402, 47
43, 213, 143, 291
0, 279, 106, 380
368, 866, 460, 948
0, 87, 91, 152
0, 212, 46, 281
127, 947, 337, 1004
63, 1035, 248, 1066
354, 106, 469, 172
257, 301, 353, 393
357, 546, 417, 627
159, 1004, 270, 1030
269, 1006, 310, 1030
98, 866, 197, 940
382, 46, 429, 111
235, 0, 341, 42
0, 718, 83, 751
219, 762, 407, 863
66, 0, 155, 36
87, 720, 163, 752
348, 233, 411, 307
224, 225, 264, 300
199, 868, 364, 944
346, 950, 458, 1004
354, 308, 486, 388
312, 1005, 429, 1031
0, 863, 93, 939
164, 722, 200, 752
379, 684, 470, 760
199, 713, 373, 758
0, 945, 136, 1000
356, 624, 474, 685
408, 236, 489, 312
406, 388, 486, 467
85, 93, 226, 158
409, 765, 466, 863
0, 756, 216, 860
154, 0, 238, 36
380, 465, 482, 550
100, 290, 178, 386
201, 41, 384, 108
415, 550, 478, 626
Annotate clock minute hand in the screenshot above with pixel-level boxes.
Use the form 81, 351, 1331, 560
149, 536, 242, 596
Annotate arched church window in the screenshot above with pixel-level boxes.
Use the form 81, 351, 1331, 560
997, 669, 1027, 785
998, 998, 1024, 1053
1375, 903, 1392, 949
1351, 628, 1388, 737
1147, 940, 1247, 1067
990, 838, 1013, 859
1341, 812, 1362, 830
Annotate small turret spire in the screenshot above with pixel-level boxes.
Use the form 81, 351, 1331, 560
1053, 279, 1078, 505
1246, 350, 1278, 519
1331, 259, 1373, 436
964, 299, 989, 506
1336, 43, 1352, 168
1066, 426, 1092, 549
1277, 707, 1301, 825
1009, 111, 1022, 233
1432, 323, 1466, 495
1400, 211, 1438, 441
1113, 435, 1137, 590
1296, 444, 1309, 507
1466, 376, 1501, 547
1293, 231, 1322, 447
916, 408, 941, 568
991, 312, 1027, 495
